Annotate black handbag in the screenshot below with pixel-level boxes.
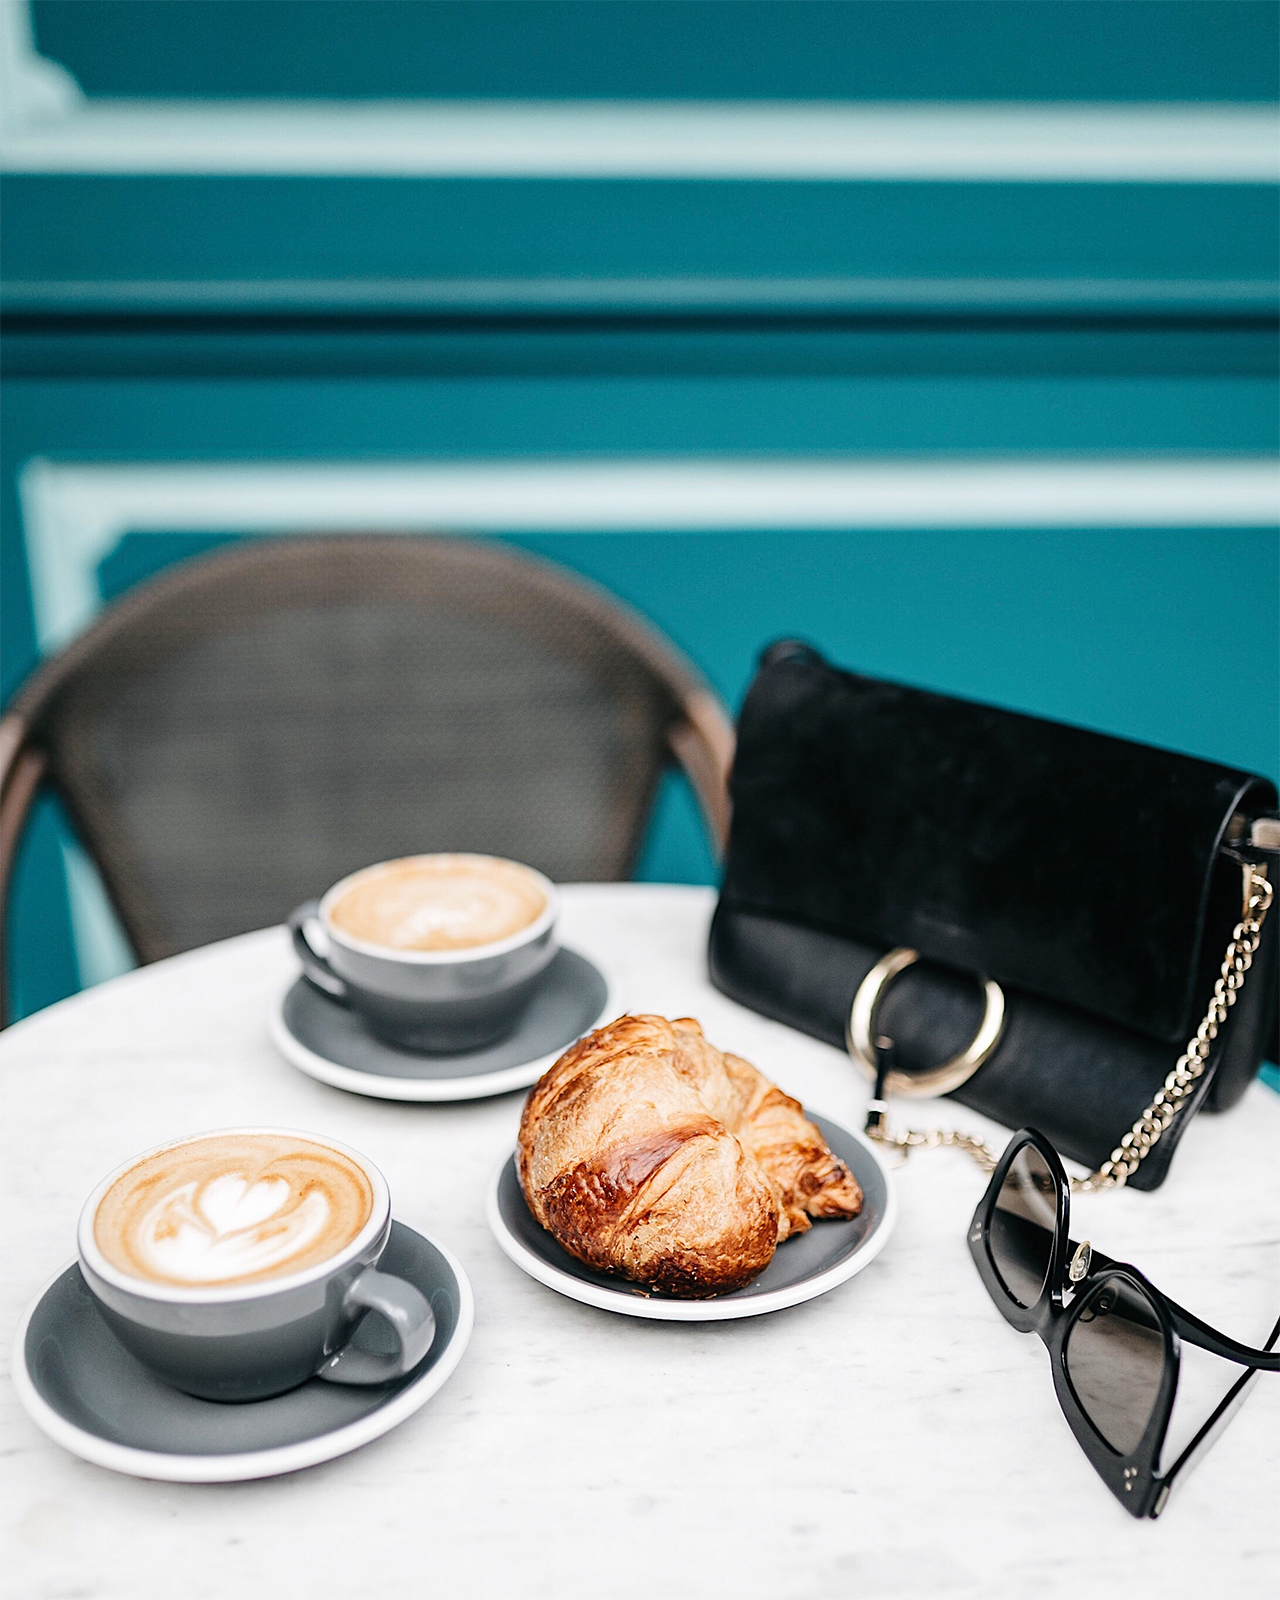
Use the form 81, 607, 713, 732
708, 642, 1280, 1191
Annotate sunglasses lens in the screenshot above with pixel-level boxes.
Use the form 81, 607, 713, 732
989, 1142, 1058, 1307
1065, 1276, 1166, 1456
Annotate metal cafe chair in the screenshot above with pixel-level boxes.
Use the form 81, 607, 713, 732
0, 535, 734, 1025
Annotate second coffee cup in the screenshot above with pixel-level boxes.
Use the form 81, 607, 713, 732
290, 853, 559, 1052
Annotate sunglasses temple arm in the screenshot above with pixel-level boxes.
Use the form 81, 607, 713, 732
1159, 1313, 1280, 1504
1162, 1300, 1280, 1370
1076, 1240, 1279, 1368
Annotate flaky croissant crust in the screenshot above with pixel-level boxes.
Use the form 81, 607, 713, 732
517, 1014, 863, 1296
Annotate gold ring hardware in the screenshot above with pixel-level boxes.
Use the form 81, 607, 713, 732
846, 947, 1006, 1098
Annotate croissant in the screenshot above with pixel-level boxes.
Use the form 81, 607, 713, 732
517, 1014, 863, 1296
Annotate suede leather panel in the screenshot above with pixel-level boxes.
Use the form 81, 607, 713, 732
721, 645, 1275, 1044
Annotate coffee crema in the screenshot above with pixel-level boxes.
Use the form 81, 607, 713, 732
93, 1133, 374, 1288
327, 854, 548, 953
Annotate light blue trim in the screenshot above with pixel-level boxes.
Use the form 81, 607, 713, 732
4, 97, 1278, 181
20, 455, 1280, 653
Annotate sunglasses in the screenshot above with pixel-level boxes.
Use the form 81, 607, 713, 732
968, 1128, 1279, 1519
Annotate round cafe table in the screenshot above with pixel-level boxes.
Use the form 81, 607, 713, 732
2, 885, 1277, 1600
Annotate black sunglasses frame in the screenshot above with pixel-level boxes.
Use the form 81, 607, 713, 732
968, 1128, 1280, 1520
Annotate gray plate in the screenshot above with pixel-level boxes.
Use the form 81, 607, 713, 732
488, 1114, 896, 1321
14, 1223, 474, 1480
272, 945, 610, 1101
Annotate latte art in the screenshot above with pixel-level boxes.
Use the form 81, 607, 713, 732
327, 854, 548, 952
93, 1133, 373, 1287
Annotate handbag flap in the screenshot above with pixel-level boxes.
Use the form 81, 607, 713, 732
721, 645, 1276, 1043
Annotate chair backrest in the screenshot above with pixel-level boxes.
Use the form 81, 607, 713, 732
1, 536, 732, 985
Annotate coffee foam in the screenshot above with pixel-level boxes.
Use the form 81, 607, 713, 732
93, 1133, 374, 1288
327, 854, 548, 952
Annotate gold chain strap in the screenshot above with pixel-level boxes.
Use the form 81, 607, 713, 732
863, 1121, 1001, 1174
864, 863, 1274, 1192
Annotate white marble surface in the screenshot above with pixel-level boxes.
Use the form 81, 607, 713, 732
2, 884, 1277, 1600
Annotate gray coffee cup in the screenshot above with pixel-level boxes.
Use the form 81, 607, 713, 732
77, 1130, 435, 1403
289, 857, 560, 1053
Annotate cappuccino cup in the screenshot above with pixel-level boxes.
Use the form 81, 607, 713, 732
77, 1129, 435, 1402
289, 854, 559, 1052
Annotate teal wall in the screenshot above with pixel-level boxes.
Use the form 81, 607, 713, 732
30, 1, 1280, 100
3, 2, 1278, 1020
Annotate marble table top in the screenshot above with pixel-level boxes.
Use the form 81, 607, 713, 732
2, 884, 1277, 1600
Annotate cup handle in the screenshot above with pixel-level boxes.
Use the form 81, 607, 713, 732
316, 1267, 437, 1386
289, 900, 349, 1002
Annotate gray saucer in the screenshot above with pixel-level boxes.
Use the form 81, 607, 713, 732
488, 1115, 896, 1321
13, 1222, 474, 1482
271, 945, 611, 1101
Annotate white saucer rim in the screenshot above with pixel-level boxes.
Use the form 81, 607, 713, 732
11, 1224, 475, 1483
269, 944, 615, 1101
485, 1116, 896, 1322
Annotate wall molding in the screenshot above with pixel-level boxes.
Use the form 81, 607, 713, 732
3, 96, 1277, 180
20, 456, 1280, 654
0, 0, 79, 129
2, 8, 1275, 184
